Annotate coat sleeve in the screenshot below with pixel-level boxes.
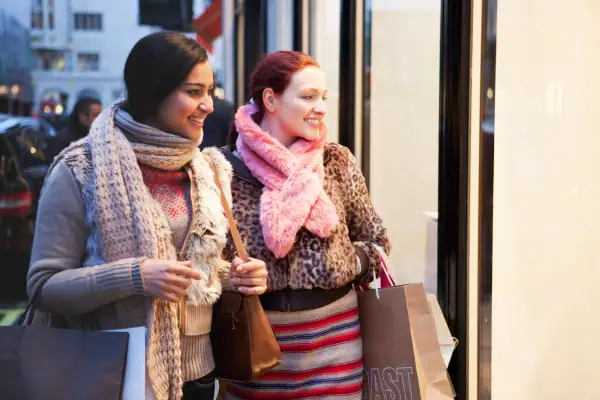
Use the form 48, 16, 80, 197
341, 146, 391, 285
26, 161, 145, 315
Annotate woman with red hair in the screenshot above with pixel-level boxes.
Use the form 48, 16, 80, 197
221, 50, 390, 399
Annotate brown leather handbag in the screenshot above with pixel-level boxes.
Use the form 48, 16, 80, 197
209, 162, 282, 382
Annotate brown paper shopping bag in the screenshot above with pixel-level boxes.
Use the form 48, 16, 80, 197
358, 283, 454, 399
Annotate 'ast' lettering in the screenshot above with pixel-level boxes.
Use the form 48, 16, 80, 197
363, 367, 416, 400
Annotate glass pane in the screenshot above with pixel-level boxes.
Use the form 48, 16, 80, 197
309, 0, 340, 143
74, 14, 82, 29
78, 53, 99, 72
366, 0, 441, 294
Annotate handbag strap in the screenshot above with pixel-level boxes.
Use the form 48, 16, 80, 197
209, 161, 250, 263
180, 160, 248, 332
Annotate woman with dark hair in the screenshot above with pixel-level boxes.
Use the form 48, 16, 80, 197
26, 31, 267, 400
221, 51, 390, 399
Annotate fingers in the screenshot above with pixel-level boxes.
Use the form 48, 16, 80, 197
165, 273, 192, 289
234, 258, 266, 274
159, 292, 182, 302
163, 283, 188, 298
232, 257, 244, 269
230, 276, 267, 287
238, 285, 267, 296
169, 264, 202, 280
231, 267, 268, 279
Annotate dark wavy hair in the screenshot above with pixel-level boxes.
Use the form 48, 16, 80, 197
124, 31, 209, 121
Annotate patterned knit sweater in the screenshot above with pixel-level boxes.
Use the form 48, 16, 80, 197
140, 166, 193, 250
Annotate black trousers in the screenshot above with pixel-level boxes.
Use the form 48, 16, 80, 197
182, 370, 216, 399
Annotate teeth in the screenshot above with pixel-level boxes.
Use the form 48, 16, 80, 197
189, 117, 204, 124
304, 119, 319, 126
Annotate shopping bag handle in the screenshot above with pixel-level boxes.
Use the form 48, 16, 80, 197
19, 274, 52, 325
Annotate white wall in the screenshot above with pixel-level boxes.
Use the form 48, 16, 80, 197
71, 1, 156, 76
492, 1, 600, 399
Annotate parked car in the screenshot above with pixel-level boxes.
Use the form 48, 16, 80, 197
0, 116, 63, 300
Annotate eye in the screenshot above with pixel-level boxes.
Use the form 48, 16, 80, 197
187, 90, 202, 96
323, 96, 328, 101
302, 95, 313, 100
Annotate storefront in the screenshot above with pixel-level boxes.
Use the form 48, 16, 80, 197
218, 1, 600, 398
219, 0, 471, 397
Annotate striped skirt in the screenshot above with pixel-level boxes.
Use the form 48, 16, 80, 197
225, 289, 363, 400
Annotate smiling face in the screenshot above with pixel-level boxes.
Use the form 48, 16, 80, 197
149, 61, 214, 142
266, 66, 328, 143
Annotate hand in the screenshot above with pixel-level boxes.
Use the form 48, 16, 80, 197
141, 259, 202, 302
230, 257, 268, 295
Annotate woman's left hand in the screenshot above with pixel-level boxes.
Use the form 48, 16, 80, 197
230, 257, 268, 295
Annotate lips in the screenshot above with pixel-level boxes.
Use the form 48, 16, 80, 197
189, 116, 204, 127
304, 118, 320, 126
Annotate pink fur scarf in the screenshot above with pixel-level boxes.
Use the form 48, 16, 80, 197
235, 103, 340, 258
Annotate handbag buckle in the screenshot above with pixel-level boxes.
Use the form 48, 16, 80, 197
231, 312, 239, 330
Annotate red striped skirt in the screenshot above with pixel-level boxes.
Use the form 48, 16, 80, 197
225, 289, 363, 400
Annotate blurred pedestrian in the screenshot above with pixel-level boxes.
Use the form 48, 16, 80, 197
59, 96, 102, 144
199, 76, 234, 149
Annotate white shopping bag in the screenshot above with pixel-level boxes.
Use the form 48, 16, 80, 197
426, 295, 458, 368
106, 327, 147, 399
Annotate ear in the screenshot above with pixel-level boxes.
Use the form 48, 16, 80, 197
262, 88, 276, 113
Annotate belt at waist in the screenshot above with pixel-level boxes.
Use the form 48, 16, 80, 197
260, 285, 352, 312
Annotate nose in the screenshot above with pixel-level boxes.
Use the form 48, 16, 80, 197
198, 97, 214, 114
314, 101, 326, 116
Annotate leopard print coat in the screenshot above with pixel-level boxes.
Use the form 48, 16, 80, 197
222, 142, 390, 291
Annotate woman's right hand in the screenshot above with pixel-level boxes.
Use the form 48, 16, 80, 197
141, 259, 202, 302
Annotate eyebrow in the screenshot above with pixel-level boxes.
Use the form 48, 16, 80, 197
183, 82, 213, 88
304, 88, 327, 93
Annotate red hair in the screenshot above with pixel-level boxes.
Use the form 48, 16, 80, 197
228, 51, 319, 147
249, 50, 320, 123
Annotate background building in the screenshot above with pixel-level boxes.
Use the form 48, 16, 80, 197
0, 0, 33, 114
27, 0, 221, 116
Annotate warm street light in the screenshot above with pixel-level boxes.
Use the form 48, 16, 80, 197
10, 84, 20, 96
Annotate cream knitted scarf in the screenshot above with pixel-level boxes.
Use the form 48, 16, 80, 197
63, 103, 231, 399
